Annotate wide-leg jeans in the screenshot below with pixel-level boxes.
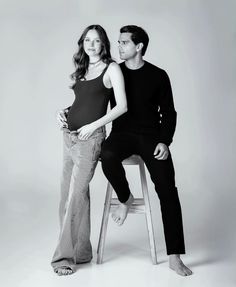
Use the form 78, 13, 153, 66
51, 127, 105, 271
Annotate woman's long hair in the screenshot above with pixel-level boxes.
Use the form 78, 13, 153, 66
70, 25, 113, 88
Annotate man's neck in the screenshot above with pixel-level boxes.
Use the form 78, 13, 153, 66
125, 56, 145, 70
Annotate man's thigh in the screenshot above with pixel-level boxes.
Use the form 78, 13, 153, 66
101, 132, 139, 160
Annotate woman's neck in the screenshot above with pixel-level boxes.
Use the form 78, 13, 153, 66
89, 56, 101, 65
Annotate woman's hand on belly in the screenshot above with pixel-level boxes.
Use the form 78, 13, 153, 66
77, 123, 98, 140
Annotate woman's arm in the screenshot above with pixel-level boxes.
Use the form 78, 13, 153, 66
77, 62, 127, 139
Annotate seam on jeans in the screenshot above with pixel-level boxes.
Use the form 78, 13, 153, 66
92, 139, 97, 161
92, 135, 104, 161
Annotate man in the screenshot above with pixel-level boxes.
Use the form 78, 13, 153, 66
58, 25, 192, 276
101, 25, 192, 277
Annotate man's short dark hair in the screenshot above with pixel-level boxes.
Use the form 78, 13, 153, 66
120, 25, 149, 56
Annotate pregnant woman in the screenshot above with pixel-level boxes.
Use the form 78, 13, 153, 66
51, 24, 127, 276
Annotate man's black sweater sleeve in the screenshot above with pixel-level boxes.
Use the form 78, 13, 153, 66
158, 71, 177, 146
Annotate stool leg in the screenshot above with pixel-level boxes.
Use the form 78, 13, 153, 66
139, 161, 158, 265
97, 182, 113, 264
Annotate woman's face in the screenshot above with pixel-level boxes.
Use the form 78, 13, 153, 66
83, 29, 102, 57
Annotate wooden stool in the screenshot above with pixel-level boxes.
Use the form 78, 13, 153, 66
97, 155, 157, 264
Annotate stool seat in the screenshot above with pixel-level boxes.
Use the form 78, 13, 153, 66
97, 155, 157, 264
121, 154, 143, 165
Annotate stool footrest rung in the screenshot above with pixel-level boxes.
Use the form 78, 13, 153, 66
110, 198, 145, 205
110, 205, 145, 214
110, 198, 146, 213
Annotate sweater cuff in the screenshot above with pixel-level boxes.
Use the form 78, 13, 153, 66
158, 137, 173, 147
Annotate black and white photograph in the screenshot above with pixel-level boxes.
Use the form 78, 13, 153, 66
0, 0, 235, 286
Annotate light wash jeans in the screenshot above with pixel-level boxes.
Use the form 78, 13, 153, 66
51, 127, 106, 271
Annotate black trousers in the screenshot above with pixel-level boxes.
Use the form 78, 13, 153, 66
100, 131, 185, 255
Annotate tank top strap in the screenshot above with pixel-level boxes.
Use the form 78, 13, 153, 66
101, 63, 110, 76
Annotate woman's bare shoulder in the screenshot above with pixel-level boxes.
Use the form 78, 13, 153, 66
107, 61, 122, 75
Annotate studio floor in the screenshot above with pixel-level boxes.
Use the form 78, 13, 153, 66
1, 188, 235, 287
2, 249, 235, 287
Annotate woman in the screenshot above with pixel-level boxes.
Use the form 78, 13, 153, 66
51, 25, 127, 276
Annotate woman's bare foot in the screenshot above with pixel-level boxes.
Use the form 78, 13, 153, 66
169, 254, 192, 276
112, 193, 134, 225
54, 266, 74, 276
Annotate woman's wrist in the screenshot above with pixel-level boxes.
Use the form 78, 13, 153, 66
91, 122, 100, 130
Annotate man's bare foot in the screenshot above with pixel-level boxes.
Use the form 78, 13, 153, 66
169, 254, 192, 276
54, 266, 74, 276
112, 193, 134, 225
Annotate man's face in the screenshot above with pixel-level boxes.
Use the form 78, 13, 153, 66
118, 32, 138, 60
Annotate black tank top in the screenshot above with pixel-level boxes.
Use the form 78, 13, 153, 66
67, 65, 114, 131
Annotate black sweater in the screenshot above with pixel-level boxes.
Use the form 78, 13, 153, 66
110, 61, 177, 146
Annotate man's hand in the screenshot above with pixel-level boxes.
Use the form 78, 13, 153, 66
57, 109, 68, 129
77, 123, 98, 140
153, 143, 169, 160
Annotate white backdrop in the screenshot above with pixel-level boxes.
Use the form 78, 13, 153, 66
0, 0, 235, 286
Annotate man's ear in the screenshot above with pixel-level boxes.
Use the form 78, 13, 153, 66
136, 42, 144, 52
